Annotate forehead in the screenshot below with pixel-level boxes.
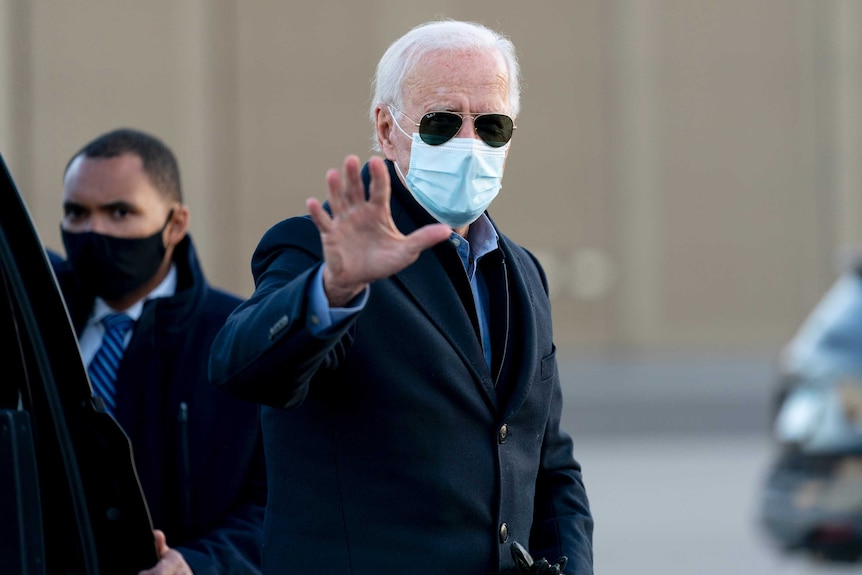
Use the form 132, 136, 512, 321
402, 48, 509, 112
63, 154, 165, 207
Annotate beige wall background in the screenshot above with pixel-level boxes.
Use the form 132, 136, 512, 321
1, 0, 861, 357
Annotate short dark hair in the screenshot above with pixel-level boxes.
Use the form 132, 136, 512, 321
65, 128, 183, 203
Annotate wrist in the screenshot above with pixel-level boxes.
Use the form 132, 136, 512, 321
322, 269, 366, 307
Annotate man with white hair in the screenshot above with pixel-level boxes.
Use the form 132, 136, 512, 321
210, 19, 593, 574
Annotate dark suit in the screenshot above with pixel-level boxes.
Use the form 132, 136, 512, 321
53, 235, 266, 574
209, 161, 593, 574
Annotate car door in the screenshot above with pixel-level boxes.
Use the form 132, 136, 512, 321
0, 152, 158, 574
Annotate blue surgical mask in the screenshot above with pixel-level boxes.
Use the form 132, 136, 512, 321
393, 120, 508, 229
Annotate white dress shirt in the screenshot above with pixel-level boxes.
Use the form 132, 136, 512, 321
78, 264, 178, 367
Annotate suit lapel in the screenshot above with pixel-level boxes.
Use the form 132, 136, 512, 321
394, 245, 499, 412
496, 238, 540, 420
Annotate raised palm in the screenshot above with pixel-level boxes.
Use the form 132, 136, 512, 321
307, 155, 451, 307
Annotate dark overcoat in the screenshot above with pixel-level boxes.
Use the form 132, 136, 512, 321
209, 161, 593, 574
53, 235, 266, 574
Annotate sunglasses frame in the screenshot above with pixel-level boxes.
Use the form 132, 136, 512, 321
389, 106, 516, 148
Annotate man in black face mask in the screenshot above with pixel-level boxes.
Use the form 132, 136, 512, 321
51, 128, 266, 575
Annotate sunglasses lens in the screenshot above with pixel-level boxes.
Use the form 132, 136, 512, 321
419, 112, 463, 146
475, 115, 514, 148
417, 112, 515, 147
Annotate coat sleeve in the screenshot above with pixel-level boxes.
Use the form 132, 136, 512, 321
529, 370, 594, 573
522, 247, 594, 574
208, 216, 356, 408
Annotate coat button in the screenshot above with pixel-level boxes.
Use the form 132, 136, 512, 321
268, 314, 290, 339
498, 424, 509, 444
499, 522, 509, 543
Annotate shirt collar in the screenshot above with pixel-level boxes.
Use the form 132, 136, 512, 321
449, 214, 500, 277
467, 213, 499, 258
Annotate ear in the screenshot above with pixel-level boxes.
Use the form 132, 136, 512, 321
375, 105, 398, 161
165, 205, 190, 248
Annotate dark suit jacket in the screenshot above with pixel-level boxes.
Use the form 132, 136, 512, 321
53, 235, 266, 574
209, 161, 593, 574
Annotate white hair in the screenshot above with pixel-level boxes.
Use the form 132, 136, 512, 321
369, 19, 521, 151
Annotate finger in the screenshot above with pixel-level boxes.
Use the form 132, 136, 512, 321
529, 558, 549, 574
510, 541, 533, 569
405, 223, 452, 254
366, 156, 391, 208
554, 556, 567, 572
342, 155, 364, 205
153, 529, 168, 555
325, 167, 346, 215
307, 198, 333, 234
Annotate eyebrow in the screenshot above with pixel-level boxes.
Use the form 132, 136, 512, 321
62, 200, 85, 214
62, 200, 137, 214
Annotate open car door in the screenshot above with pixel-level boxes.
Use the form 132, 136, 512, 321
0, 152, 158, 574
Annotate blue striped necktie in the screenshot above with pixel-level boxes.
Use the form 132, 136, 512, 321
88, 312, 134, 416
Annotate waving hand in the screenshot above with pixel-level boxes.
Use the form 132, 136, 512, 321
307, 155, 451, 307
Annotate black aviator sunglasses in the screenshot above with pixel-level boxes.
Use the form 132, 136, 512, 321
390, 106, 515, 148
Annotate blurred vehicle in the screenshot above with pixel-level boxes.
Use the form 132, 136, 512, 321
0, 152, 158, 574
761, 268, 862, 562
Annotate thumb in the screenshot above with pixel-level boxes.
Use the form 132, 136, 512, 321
406, 223, 452, 253
153, 529, 169, 556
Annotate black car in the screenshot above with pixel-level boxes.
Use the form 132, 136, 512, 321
761, 267, 862, 562
0, 151, 158, 574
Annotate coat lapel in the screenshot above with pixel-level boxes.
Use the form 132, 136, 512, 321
393, 249, 495, 400
496, 237, 541, 420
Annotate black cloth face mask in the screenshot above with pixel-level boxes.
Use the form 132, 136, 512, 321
61, 212, 172, 301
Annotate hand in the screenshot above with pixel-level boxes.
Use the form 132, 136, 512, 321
137, 529, 193, 575
307, 155, 452, 307
510, 541, 568, 575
